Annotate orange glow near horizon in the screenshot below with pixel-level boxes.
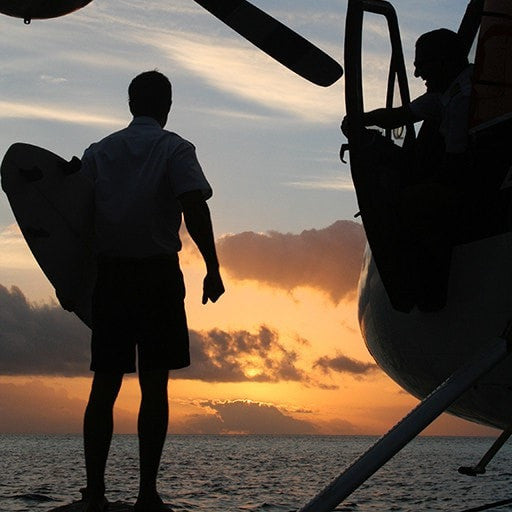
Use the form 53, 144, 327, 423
0, 230, 500, 437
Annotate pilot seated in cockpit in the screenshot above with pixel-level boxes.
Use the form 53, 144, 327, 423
344, 28, 472, 183
342, 29, 473, 311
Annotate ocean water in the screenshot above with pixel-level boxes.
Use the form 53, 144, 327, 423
1, 435, 512, 512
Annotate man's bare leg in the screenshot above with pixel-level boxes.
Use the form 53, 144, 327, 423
83, 371, 123, 511
135, 369, 171, 511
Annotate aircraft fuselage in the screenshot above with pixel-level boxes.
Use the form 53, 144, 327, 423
359, 232, 512, 429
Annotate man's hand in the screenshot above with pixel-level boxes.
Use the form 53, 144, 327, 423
179, 190, 224, 304
202, 268, 225, 304
341, 116, 349, 137
343, 106, 417, 132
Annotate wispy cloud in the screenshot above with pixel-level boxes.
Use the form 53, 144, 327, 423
0, 100, 123, 127
285, 176, 355, 191
139, 30, 343, 123
189, 106, 276, 124
0, 224, 37, 270
39, 75, 67, 85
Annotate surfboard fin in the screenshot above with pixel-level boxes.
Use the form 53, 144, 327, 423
61, 156, 82, 176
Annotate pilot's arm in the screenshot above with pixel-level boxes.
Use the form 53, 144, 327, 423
342, 105, 421, 135
362, 105, 420, 129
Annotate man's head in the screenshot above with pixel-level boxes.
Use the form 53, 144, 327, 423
128, 70, 172, 127
414, 29, 468, 92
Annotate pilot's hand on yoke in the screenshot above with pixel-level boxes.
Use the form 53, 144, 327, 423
341, 116, 350, 137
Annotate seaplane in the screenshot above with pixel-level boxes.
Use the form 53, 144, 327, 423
1, 1, 512, 511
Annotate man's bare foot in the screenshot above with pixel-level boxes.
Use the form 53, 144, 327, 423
80, 487, 109, 512
82, 495, 108, 512
134, 492, 173, 512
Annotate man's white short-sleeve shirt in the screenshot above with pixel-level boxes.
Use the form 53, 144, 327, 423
81, 116, 212, 257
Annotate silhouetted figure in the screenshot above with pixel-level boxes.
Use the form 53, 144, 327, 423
344, 28, 472, 173
343, 29, 472, 311
80, 71, 224, 512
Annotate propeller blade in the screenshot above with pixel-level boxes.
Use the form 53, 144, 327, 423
193, 0, 343, 87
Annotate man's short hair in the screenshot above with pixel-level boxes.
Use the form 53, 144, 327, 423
415, 29, 468, 67
128, 70, 172, 118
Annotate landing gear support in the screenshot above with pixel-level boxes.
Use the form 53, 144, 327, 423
298, 333, 512, 512
458, 427, 512, 476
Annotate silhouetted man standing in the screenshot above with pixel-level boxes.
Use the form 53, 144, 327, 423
80, 70, 224, 512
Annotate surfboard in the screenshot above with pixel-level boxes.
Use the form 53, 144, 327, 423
1, 142, 95, 327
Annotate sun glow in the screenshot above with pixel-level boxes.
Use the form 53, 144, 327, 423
244, 368, 262, 378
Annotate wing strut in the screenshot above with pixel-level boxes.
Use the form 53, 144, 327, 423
298, 329, 512, 512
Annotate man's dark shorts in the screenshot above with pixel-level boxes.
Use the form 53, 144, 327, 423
91, 255, 190, 373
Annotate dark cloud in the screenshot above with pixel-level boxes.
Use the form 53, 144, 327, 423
217, 220, 366, 303
0, 381, 134, 433
316, 418, 359, 435
0, 284, 91, 376
0, 285, 330, 385
0, 284, 372, 386
172, 399, 317, 435
0, 384, 316, 435
314, 353, 379, 378
176, 326, 312, 384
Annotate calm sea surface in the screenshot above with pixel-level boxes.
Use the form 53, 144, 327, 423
1, 435, 512, 512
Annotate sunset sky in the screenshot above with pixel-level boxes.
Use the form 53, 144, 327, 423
0, 0, 498, 436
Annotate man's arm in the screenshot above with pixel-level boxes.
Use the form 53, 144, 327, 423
362, 105, 419, 129
179, 190, 225, 304
342, 105, 420, 135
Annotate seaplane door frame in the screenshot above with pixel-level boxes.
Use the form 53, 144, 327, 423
344, 0, 415, 151
343, 0, 418, 312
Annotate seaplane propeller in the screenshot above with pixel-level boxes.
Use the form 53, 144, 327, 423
192, 0, 343, 87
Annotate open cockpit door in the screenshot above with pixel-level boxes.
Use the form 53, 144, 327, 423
345, 0, 512, 313
343, 0, 417, 312
344, 0, 414, 149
